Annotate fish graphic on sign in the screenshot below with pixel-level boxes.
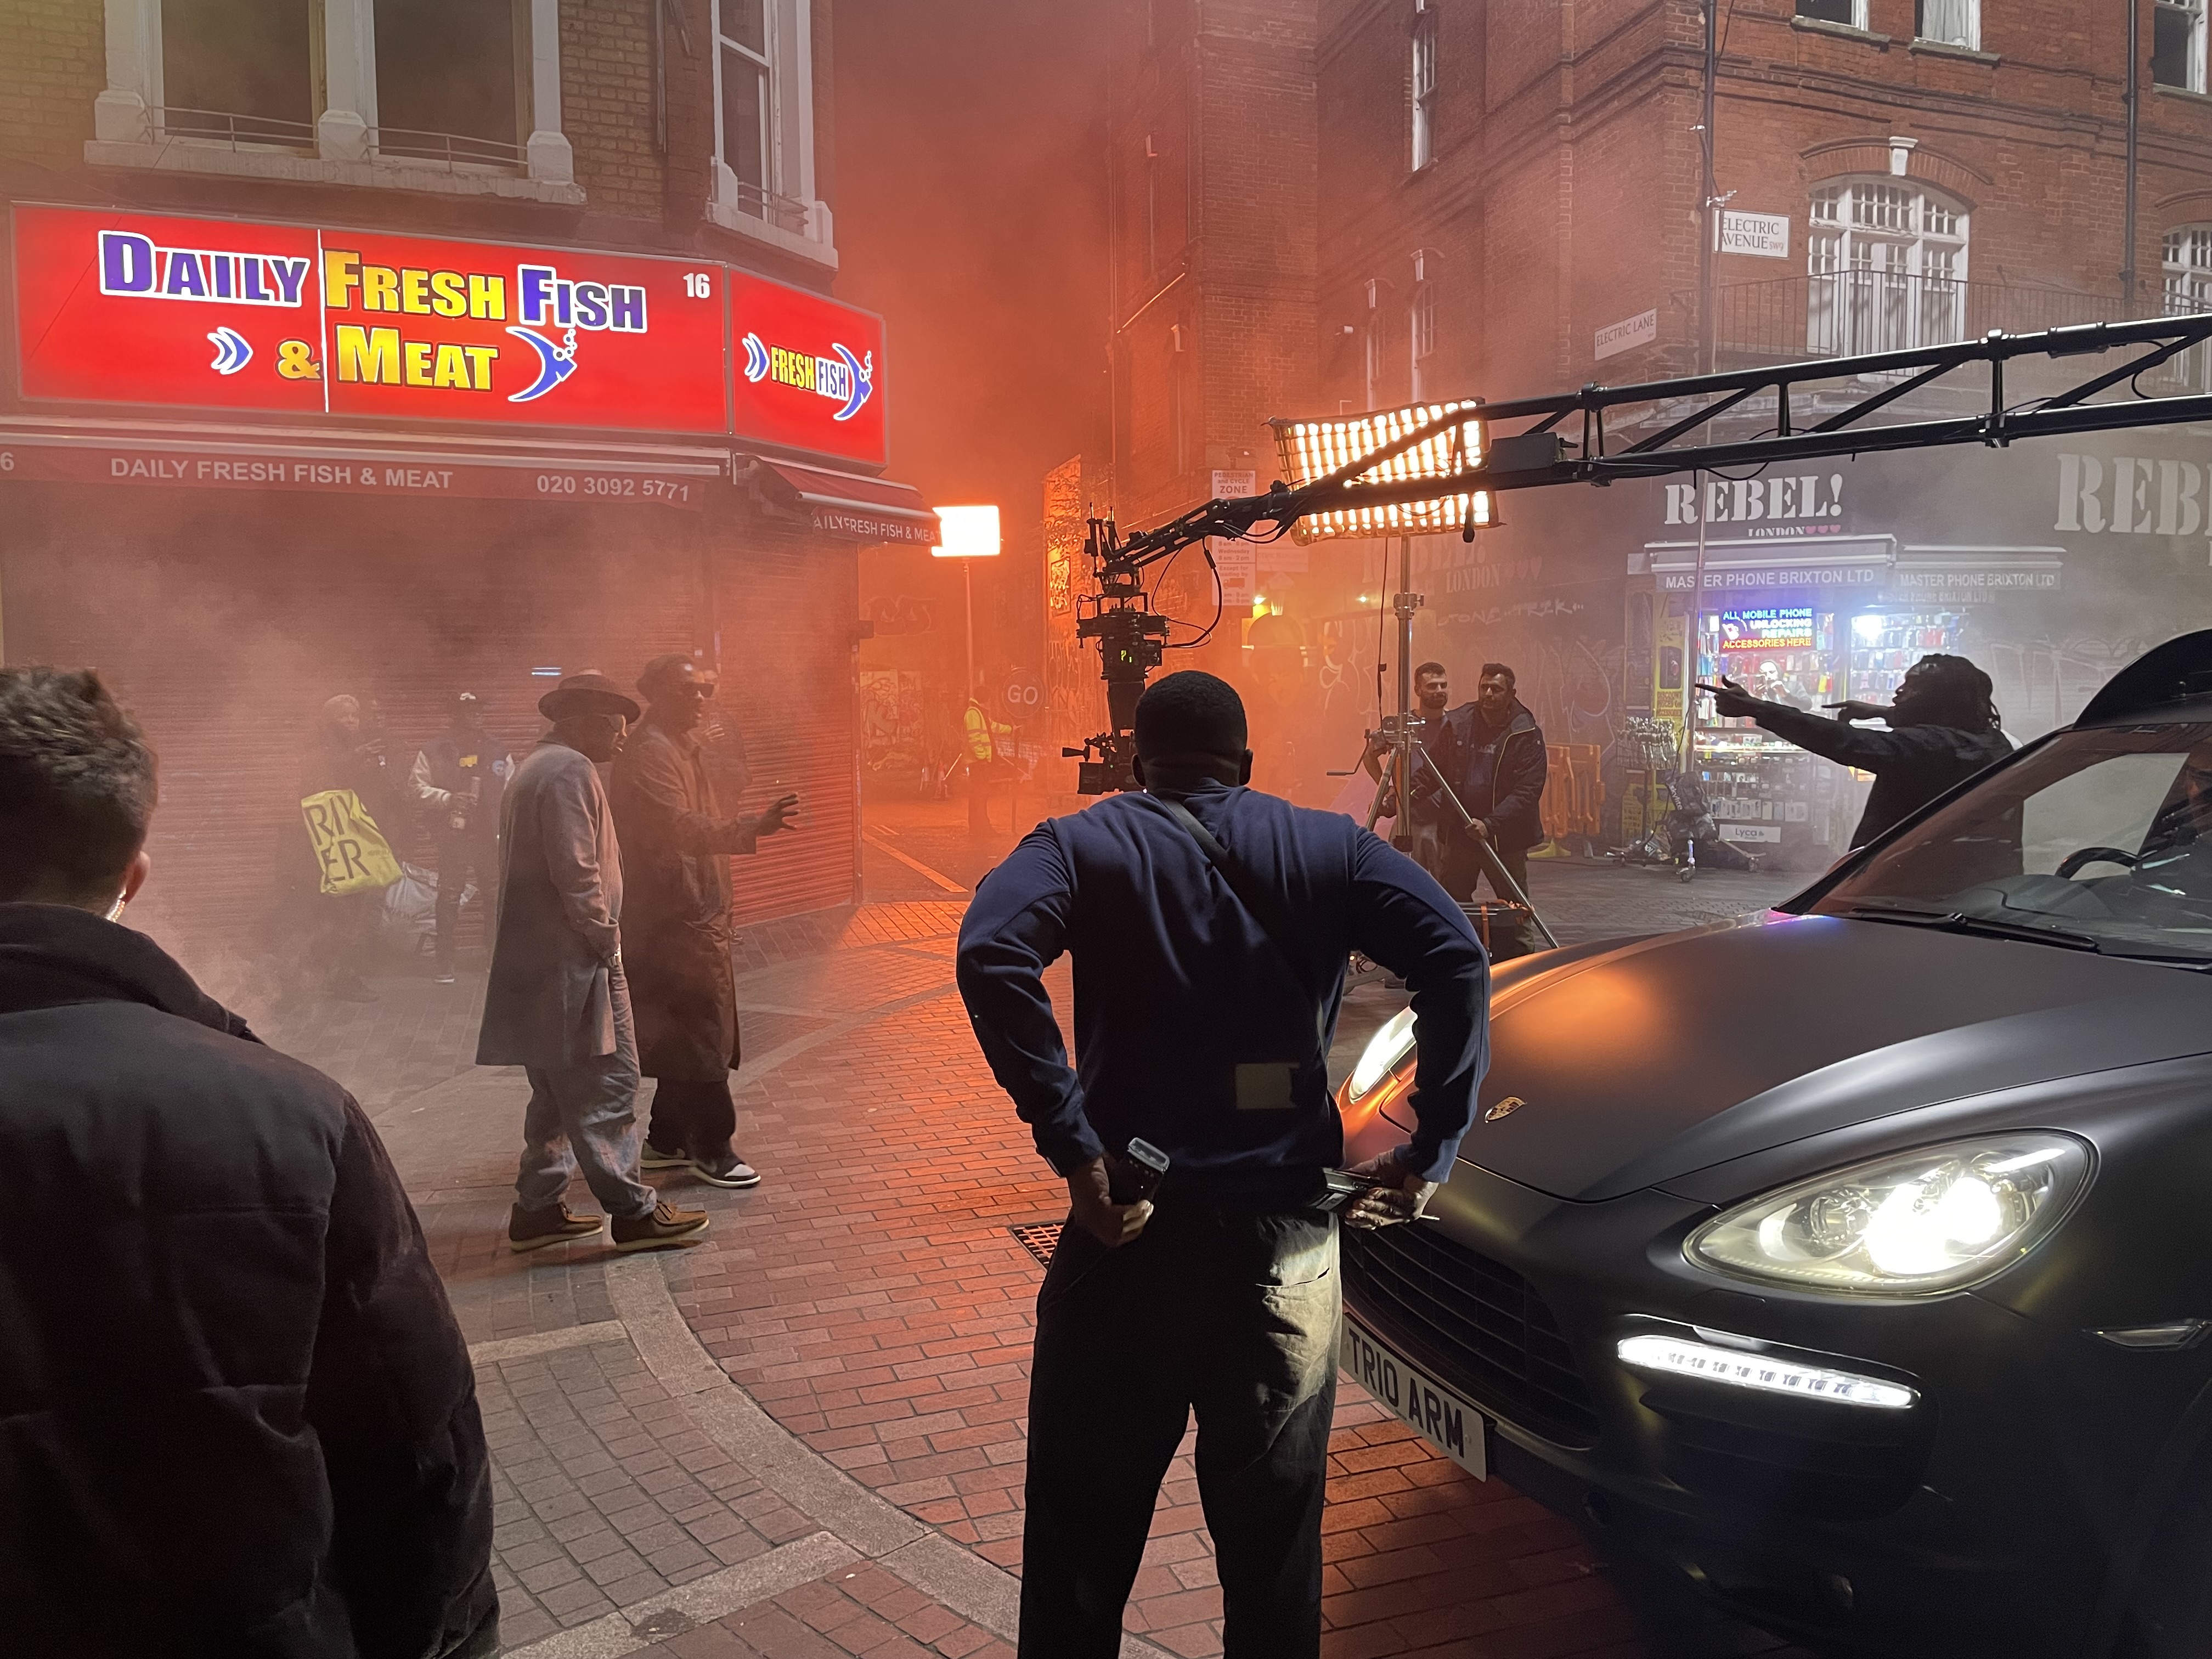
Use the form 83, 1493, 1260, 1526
206, 326, 252, 376
742, 331, 876, 421
505, 325, 579, 403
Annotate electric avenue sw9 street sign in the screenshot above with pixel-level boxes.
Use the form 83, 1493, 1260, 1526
10, 204, 884, 461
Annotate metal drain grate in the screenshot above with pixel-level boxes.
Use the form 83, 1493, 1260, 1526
1009, 1223, 1062, 1265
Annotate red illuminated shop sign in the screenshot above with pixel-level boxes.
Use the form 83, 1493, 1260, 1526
729, 269, 888, 468
13, 205, 730, 436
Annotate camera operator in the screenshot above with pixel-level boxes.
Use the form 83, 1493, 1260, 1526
956, 670, 1487, 1659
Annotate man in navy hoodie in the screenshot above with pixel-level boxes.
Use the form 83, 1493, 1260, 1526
957, 670, 1487, 1659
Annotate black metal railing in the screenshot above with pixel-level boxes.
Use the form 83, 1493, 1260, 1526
154, 106, 316, 150
1709, 271, 2128, 367
370, 126, 525, 171
727, 178, 816, 236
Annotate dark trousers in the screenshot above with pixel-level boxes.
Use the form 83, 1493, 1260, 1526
1441, 837, 1530, 905
1020, 1205, 1339, 1659
432, 835, 493, 969
646, 1077, 736, 1161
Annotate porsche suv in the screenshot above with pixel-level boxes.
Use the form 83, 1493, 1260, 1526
1335, 631, 2212, 1658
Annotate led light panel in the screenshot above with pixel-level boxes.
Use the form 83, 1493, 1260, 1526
1269, 402, 1492, 544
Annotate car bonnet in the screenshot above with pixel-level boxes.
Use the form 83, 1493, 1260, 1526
1446, 911, 2212, 1201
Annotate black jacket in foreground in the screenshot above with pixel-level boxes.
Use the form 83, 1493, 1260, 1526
0, 903, 496, 1659
1744, 701, 2015, 847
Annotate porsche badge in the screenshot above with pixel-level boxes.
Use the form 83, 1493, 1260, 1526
1485, 1096, 1526, 1122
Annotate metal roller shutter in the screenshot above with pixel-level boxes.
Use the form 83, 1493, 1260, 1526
712, 520, 860, 925
0, 484, 704, 986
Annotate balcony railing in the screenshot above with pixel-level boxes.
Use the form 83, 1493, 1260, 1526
154, 106, 317, 151
1709, 271, 2129, 368
727, 178, 815, 236
370, 126, 524, 172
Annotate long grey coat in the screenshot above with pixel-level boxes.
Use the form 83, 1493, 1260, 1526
476, 740, 625, 1067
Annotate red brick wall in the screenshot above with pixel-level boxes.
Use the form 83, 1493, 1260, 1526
0, 0, 101, 176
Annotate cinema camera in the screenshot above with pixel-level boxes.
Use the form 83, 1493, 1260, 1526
1062, 401, 1502, 795
1062, 491, 1301, 794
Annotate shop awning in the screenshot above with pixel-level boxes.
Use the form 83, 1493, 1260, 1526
740, 456, 940, 545
1641, 536, 2064, 603
0, 416, 726, 508
1894, 545, 2064, 600
1643, 535, 1896, 594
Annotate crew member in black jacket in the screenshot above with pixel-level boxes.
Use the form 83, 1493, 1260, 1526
0, 666, 496, 1659
1437, 662, 1549, 902
1703, 652, 2013, 847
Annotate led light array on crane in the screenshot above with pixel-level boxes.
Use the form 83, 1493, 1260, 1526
1271, 401, 1494, 543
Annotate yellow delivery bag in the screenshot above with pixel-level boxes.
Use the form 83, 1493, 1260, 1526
301, 788, 404, 895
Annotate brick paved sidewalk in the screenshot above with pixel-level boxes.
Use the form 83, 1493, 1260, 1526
247, 873, 1801, 1659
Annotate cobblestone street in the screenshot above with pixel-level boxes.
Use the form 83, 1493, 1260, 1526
236, 805, 1809, 1659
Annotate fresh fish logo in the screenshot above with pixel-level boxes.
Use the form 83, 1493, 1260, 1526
206, 326, 253, 375
829, 343, 874, 422
505, 325, 579, 403
743, 331, 875, 421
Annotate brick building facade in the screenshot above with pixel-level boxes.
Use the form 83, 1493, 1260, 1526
1092, 0, 2212, 855
0, 0, 932, 977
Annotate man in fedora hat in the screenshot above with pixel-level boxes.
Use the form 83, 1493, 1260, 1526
477, 672, 710, 1252
612, 653, 798, 1188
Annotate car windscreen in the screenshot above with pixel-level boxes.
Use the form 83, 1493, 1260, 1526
1807, 722, 2212, 963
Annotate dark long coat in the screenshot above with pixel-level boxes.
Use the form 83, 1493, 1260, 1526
610, 714, 758, 1080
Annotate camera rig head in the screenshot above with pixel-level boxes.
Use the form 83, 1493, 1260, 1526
1060, 489, 1303, 793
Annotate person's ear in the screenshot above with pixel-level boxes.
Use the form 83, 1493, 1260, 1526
122, 850, 151, 905
1237, 749, 1254, 786
1131, 754, 1147, 789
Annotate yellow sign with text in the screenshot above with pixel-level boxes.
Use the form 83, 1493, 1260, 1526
301, 788, 403, 895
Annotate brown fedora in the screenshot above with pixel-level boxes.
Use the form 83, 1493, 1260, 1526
538, 670, 642, 723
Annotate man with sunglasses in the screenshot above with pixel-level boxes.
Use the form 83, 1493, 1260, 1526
612, 654, 798, 1189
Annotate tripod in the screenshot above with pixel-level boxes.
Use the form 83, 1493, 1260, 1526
1336, 534, 1559, 952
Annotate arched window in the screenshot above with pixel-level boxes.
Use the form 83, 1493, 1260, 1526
2163, 226, 2212, 390
1805, 178, 1971, 354
2165, 225, 2212, 312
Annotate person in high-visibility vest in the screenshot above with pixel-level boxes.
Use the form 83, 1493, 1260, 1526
964, 691, 1017, 834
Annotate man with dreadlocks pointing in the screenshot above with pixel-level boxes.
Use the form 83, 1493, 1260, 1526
1702, 652, 2013, 847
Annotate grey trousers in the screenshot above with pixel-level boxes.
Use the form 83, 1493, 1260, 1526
514, 963, 656, 1219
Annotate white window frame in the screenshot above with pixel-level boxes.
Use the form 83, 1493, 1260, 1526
1797, 0, 1871, 27
2155, 0, 2209, 94
1915, 0, 1979, 50
1806, 177, 1971, 354
1410, 7, 1437, 172
2164, 226, 2212, 390
706, 0, 833, 262
1409, 285, 1435, 399
89, 0, 578, 200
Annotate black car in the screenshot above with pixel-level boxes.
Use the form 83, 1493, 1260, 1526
1335, 630, 2212, 1658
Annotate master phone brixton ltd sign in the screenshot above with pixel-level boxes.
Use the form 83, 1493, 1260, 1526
10, 204, 888, 465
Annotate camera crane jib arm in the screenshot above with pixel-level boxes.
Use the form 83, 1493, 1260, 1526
1065, 311, 2212, 794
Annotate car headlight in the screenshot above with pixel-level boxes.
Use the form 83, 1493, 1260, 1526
1347, 1008, 1416, 1101
1686, 1133, 2090, 1297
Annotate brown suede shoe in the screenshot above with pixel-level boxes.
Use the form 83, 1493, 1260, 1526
611, 1200, 711, 1251
507, 1201, 605, 1253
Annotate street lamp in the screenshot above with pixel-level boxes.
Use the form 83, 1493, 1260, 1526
931, 504, 1002, 707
